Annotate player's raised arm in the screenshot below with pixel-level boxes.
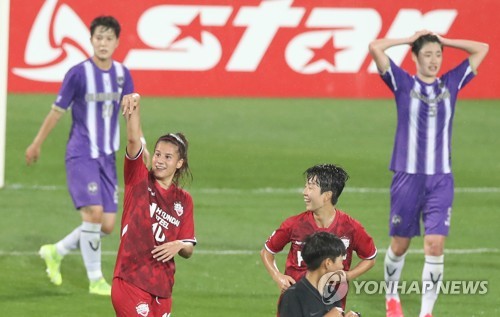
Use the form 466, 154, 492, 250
122, 93, 142, 158
140, 131, 151, 168
434, 35, 489, 73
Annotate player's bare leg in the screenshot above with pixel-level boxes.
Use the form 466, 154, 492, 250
101, 212, 116, 235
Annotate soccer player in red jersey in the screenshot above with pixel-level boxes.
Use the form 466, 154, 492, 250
261, 164, 377, 312
111, 93, 197, 317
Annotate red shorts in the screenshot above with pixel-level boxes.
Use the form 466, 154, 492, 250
112, 277, 172, 317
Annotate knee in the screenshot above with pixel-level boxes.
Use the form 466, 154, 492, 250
80, 205, 104, 223
101, 223, 115, 235
424, 236, 445, 256
390, 237, 411, 256
391, 244, 408, 257
425, 241, 444, 256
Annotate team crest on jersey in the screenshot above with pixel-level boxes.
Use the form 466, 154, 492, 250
117, 76, 124, 87
87, 182, 98, 195
173, 201, 184, 216
340, 237, 350, 260
340, 237, 350, 250
135, 302, 150, 317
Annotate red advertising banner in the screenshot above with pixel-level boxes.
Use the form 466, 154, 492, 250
7, 0, 500, 98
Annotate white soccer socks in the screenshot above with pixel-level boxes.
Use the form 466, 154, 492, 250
420, 254, 444, 317
56, 226, 82, 256
80, 221, 103, 281
56, 225, 110, 256
385, 246, 406, 301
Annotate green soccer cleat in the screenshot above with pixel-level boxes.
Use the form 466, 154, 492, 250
39, 244, 63, 286
89, 278, 112, 296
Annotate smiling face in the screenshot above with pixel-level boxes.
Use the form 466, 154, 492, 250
413, 42, 443, 83
151, 141, 184, 187
303, 176, 331, 212
90, 26, 119, 68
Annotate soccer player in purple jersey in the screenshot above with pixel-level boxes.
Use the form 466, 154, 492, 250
112, 93, 196, 317
369, 30, 489, 317
25, 16, 149, 295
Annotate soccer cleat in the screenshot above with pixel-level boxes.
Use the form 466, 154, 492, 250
386, 298, 404, 317
39, 244, 63, 286
89, 278, 112, 296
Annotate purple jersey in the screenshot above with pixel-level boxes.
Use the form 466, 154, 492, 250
54, 58, 134, 159
381, 58, 475, 174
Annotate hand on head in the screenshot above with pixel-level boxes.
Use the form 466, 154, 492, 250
409, 30, 432, 43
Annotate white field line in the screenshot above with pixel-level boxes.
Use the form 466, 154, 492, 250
4, 183, 500, 194
1, 248, 499, 257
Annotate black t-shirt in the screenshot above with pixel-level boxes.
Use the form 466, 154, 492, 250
278, 277, 341, 317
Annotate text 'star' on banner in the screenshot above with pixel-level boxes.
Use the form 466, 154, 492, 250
8, 0, 499, 98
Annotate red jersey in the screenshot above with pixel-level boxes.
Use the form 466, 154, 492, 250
264, 210, 377, 283
113, 151, 196, 298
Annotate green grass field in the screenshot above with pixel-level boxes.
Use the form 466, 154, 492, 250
1, 94, 499, 316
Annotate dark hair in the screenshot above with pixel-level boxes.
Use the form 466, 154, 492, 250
411, 34, 442, 56
90, 16, 121, 38
304, 164, 349, 205
302, 232, 346, 271
155, 133, 192, 186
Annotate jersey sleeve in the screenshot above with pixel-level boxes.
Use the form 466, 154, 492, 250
177, 193, 197, 245
264, 217, 293, 254
442, 58, 475, 92
122, 66, 134, 96
380, 58, 413, 94
350, 219, 377, 260
54, 66, 82, 110
124, 146, 148, 186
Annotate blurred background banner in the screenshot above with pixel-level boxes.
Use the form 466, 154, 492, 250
7, 0, 499, 98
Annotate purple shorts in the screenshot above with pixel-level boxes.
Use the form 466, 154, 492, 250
65, 155, 118, 213
389, 172, 453, 238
